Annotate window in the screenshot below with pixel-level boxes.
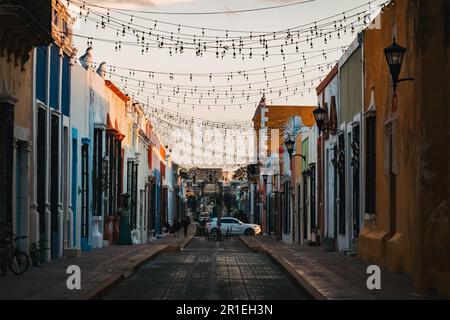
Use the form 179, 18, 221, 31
284, 181, 291, 235
108, 134, 123, 215
50, 115, 60, 259
365, 116, 376, 215
49, 45, 60, 109
37, 108, 47, 242
81, 143, 89, 238
302, 171, 308, 240
352, 125, 361, 238
36, 47, 48, 103
107, 134, 115, 215
338, 134, 346, 235
62, 54, 70, 116
127, 161, 138, 229
309, 165, 316, 231
52, 8, 59, 27
93, 129, 103, 216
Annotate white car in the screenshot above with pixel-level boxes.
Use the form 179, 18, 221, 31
206, 217, 261, 236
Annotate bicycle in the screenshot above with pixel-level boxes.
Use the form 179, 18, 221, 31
0, 232, 30, 276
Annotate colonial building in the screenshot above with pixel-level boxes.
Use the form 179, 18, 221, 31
252, 101, 315, 239
0, 0, 52, 254
337, 36, 364, 253
316, 64, 339, 249
357, 0, 450, 296
33, 0, 76, 261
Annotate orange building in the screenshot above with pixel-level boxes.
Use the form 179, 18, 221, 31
357, 0, 450, 296
252, 99, 315, 238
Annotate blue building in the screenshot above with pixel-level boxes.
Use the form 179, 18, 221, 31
33, 1, 76, 261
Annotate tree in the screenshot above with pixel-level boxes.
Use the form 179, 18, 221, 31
232, 166, 247, 181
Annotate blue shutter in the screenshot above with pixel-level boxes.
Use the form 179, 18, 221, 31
62, 54, 70, 116
49, 45, 60, 109
36, 46, 47, 103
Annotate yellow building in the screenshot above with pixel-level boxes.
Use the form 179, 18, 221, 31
0, 1, 51, 252
357, 0, 450, 296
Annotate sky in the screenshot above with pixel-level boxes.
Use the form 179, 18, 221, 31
69, 0, 384, 167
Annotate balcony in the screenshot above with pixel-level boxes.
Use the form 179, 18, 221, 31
0, 0, 52, 68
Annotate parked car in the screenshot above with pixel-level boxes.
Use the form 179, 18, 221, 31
206, 217, 261, 236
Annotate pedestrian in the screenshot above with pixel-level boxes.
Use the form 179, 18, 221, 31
173, 220, 181, 237
182, 217, 190, 237
164, 221, 171, 234
117, 193, 132, 245
216, 218, 222, 241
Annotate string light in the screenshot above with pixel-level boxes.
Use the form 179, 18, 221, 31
68, 0, 388, 59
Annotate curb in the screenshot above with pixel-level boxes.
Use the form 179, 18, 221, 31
239, 236, 326, 300
165, 235, 194, 252
180, 235, 194, 250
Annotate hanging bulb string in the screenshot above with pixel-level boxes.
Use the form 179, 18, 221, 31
72, 8, 375, 53
86, 46, 343, 78
69, 0, 318, 16
146, 118, 254, 152
142, 104, 254, 130
118, 76, 326, 106
65, 14, 366, 57
80, 3, 370, 45
142, 104, 254, 127
102, 58, 336, 91
111, 72, 332, 104
70, 0, 386, 40
118, 79, 321, 108
104, 59, 337, 96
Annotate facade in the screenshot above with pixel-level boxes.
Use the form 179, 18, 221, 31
70, 49, 108, 251
252, 102, 315, 239
316, 65, 340, 248
337, 36, 364, 253
297, 125, 319, 244
249, 0, 449, 297
0, 0, 52, 254
33, 0, 76, 260
357, 0, 450, 296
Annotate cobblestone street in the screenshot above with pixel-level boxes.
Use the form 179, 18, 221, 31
102, 237, 312, 300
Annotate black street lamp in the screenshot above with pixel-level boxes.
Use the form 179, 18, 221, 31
284, 137, 295, 159
313, 105, 327, 134
384, 37, 413, 94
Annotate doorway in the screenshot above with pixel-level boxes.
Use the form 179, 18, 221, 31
0, 102, 14, 239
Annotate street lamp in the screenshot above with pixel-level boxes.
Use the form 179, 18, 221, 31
313, 104, 327, 134
384, 37, 414, 94
284, 137, 295, 159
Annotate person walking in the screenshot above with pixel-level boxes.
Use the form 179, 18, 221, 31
181, 217, 190, 237
173, 220, 181, 237
117, 194, 133, 245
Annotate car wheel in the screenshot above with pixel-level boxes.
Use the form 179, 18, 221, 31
244, 228, 255, 236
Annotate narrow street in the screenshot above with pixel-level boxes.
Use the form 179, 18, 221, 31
102, 237, 312, 300
0, 0, 449, 303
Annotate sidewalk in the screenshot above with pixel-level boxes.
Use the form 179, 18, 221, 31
0, 234, 193, 300
239, 235, 432, 300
